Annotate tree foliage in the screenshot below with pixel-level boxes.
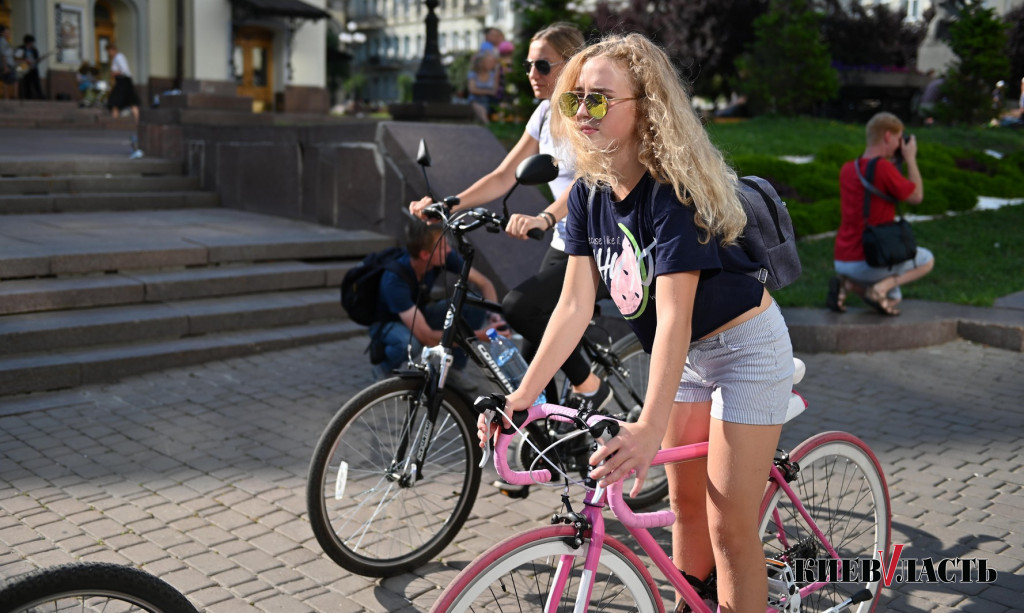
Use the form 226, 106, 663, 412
736, 0, 838, 116
1005, 5, 1024, 106
591, 0, 768, 99
818, 0, 928, 69
939, 0, 1010, 124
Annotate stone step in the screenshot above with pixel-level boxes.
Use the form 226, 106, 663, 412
0, 260, 355, 315
0, 100, 80, 112
0, 288, 343, 355
0, 190, 220, 214
0, 175, 201, 195
0, 157, 181, 177
0, 115, 137, 130
0, 209, 391, 280
0, 320, 364, 396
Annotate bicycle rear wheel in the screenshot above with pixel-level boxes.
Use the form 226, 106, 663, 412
595, 335, 667, 509
431, 526, 663, 613
0, 562, 198, 613
758, 431, 891, 613
306, 375, 481, 577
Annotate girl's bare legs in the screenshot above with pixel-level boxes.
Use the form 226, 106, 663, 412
707, 420, 783, 612
663, 401, 715, 589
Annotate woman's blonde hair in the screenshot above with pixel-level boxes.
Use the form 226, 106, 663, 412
531, 22, 585, 62
550, 33, 745, 245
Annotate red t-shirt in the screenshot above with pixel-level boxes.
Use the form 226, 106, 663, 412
834, 157, 916, 262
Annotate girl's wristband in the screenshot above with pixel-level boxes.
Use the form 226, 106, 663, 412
538, 211, 556, 230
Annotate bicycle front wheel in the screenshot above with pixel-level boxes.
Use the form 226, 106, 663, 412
0, 562, 198, 613
432, 526, 663, 613
758, 431, 891, 613
595, 335, 667, 510
307, 375, 481, 577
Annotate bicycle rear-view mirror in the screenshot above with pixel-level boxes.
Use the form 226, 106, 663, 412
515, 154, 558, 186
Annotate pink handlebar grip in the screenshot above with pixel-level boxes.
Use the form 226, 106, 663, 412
492, 404, 566, 485
607, 482, 676, 528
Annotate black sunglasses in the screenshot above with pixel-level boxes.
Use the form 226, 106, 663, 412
522, 59, 563, 75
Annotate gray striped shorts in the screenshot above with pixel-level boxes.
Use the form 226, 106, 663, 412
675, 301, 794, 425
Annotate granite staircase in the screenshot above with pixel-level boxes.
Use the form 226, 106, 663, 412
0, 156, 393, 397
0, 99, 137, 129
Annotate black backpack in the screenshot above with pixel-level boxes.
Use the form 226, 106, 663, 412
340, 247, 417, 326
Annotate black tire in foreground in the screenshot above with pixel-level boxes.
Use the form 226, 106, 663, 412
0, 562, 198, 613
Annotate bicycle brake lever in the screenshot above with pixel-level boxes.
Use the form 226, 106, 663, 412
478, 408, 498, 468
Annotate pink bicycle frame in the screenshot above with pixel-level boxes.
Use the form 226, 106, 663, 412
487, 402, 844, 613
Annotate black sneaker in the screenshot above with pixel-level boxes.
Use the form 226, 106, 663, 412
565, 379, 613, 413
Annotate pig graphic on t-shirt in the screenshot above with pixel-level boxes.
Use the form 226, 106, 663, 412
611, 235, 643, 317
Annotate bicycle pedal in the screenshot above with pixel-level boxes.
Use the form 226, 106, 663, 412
491, 480, 530, 499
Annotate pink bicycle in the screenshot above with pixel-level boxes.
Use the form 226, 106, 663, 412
432, 360, 891, 613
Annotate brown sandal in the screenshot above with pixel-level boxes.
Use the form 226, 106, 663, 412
864, 284, 900, 316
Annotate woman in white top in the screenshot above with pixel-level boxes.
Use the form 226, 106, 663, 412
410, 23, 614, 410
106, 42, 140, 121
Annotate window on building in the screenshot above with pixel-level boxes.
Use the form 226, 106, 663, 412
440, 33, 447, 53
907, 0, 921, 21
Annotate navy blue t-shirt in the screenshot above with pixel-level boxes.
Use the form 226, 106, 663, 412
376, 250, 463, 322
563, 173, 763, 352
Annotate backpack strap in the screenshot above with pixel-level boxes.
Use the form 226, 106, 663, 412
855, 157, 904, 224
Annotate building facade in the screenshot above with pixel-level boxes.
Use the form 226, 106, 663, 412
0, 0, 331, 112
1, 0, 1020, 109
332, 0, 516, 104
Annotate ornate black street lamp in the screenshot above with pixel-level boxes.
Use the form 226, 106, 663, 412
412, 0, 451, 103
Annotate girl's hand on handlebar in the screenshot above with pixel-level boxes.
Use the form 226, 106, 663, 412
476, 391, 533, 448
588, 421, 661, 497
506, 213, 547, 240
409, 196, 434, 220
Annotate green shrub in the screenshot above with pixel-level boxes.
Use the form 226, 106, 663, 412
789, 198, 840, 237
788, 163, 839, 202
815, 142, 859, 166
926, 179, 979, 213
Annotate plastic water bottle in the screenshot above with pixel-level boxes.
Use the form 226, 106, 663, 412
486, 328, 546, 405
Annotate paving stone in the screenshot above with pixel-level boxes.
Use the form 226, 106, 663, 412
1, 337, 1021, 611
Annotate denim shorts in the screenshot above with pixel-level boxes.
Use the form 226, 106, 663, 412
674, 301, 794, 425
834, 246, 934, 300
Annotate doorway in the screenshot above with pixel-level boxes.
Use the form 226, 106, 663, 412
94, 0, 115, 73
233, 26, 274, 112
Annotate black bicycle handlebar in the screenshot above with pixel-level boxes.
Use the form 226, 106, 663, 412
423, 204, 543, 242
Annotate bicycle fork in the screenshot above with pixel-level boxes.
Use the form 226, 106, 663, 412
388, 353, 452, 486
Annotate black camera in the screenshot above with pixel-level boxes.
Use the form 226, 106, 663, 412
894, 133, 911, 166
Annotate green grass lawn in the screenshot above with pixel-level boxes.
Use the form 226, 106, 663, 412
490, 116, 1024, 307
706, 116, 1024, 157
774, 204, 1024, 308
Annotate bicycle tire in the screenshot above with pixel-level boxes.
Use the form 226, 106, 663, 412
595, 335, 668, 509
0, 562, 198, 613
758, 431, 891, 613
306, 375, 482, 577
431, 525, 664, 613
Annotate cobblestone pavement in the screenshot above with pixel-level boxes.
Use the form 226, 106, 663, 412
1, 336, 1021, 612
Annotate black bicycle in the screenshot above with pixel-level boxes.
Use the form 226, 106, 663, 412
306, 145, 665, 577
0, 562, 199, 613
